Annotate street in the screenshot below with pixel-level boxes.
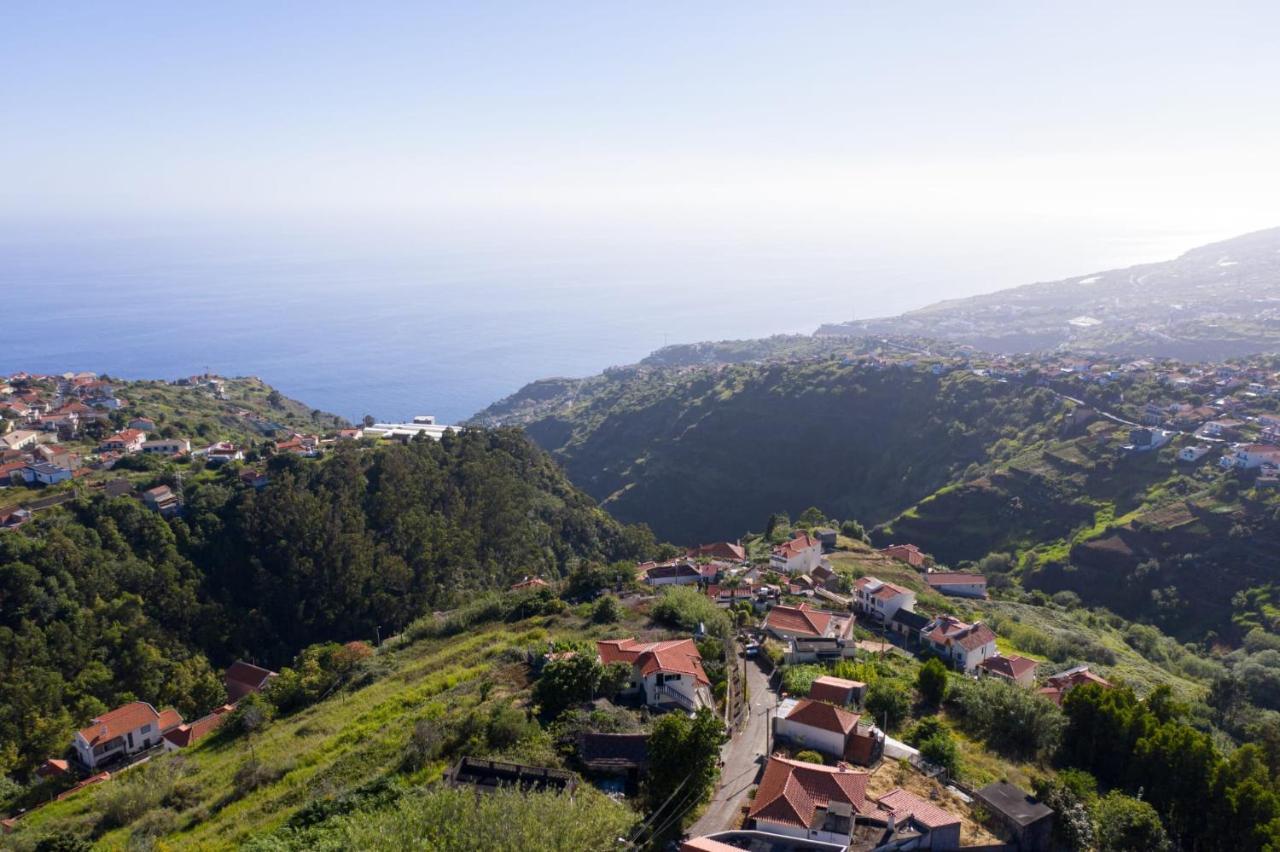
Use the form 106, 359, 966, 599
685, 657, 774, 838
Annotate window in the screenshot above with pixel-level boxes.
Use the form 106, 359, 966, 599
140, 724, 151, 734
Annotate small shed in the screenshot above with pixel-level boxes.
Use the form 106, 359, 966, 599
973, 781, 1053, 851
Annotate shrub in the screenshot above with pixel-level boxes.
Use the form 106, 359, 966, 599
916, 658, 949, 706
781, 664, 826, 696
651, 587, 731, 637
948, 677, 1064, 757
918, 730, 958, 775
794, 750, 824, 765
865, 681, 911, 732
591, 595, 621, 624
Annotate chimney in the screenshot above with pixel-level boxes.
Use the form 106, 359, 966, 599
886, 811, 896, 833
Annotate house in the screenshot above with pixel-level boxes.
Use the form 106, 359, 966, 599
888, 608, 930, 647
128, 417, 157, 432
72, 701, 183, 770
774, 698, 883, 766
0, 430, 40, 451
275, 434, 320, 456
808, 676, 865, 708
205, 442, 244, 464
239, 469, 270, 489
705, 584, 759, 607
596, 638, 714, 711
1037, 665, 1111, 706
879, 543, 926, 568
923, 572, 987, 599
853, 577, 916, 623
640, 561, 704, 586
763, 604, 855, 642
1221, 444, 1280, 470
141, 438, 190, 455
771, 532, 824, 574
1178, 444, 1211, 463
100, 429, 147, 454
35, 444, 79, 470
1200, 418, 1244, 440
976, 654, 1039, 688
921, 615, 997, 673
685, 541, 746, 562
162, 705, 235, 750
141, 485, 182, 516
813, 528, 838, 553
877, 787, 963, 851
748, 756, 872, 845
577, 731, 649, 788
511, 576, 550, 592
1125, 427, 1173, 453
224, 660, 278, 702
337, 428, 365, 440
25, 462, 72, 485
972, 781, 1054, 852
445, 756, 577, 795
810, 564, 840, 590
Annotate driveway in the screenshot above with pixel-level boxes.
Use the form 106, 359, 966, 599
686, 657, 774, 837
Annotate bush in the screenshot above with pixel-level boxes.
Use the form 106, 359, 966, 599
918, 730, 958, 775
591, 595, 621, 624
1094, 791, 1170, 852
948, 677, 1064, 757
781, 664, 826, 696
865, 681, 911, 732
916, 658, 949, 706
650, 587, 731, 637
226, 691, 275, 734
794, 750, 824, 765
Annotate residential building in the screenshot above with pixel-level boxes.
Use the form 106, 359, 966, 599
142, 485, 182, 516
748, 756, 872, 845
813, 528, 838, 553
921, 616, 997, 673
72, 701, 183, 770
879, 543, 926, 568
25, 462, 72, 485
596, 637, 714, 712
877, 787, 963, 851
224, 660, 278, 702
1221, 444, 1280, 470
685, 541, 746, 562
853, 577, 916, 623
972, 781, 1054, 852
1178, 444, 1211, 463
976, 654, 1039, 688
808, 676, 865, 708
205, 442, 244, 464
128, 417, 157, 432
774, 698, 884, 766
162, 705, 235, 751
640, 561, 705, 585
771, 532, 824, 574
1037, 665, 1111, 706
1, 430, 40, 451
141, 438, 191, 455
923, 572, 987, 599
511, 576, 550, 592
763, 604, 855, 642
100, 429, 147, 454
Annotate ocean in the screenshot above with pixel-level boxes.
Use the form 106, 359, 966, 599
0, 221, 1212, 424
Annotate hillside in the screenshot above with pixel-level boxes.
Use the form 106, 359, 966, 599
818, 227, 1280, 360
475, 358, 1065, 544
0, 429, 654, 780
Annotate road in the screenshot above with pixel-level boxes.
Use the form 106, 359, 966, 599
686, 657, 774, 838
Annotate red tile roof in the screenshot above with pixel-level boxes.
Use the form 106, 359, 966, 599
686, 541, 746, 562
924, 616, 996, 651
225, 661, 277, 701
76, 701, 162, 747
977, 655, 1038, 680
749, 756, 870, 829
763, 603, 834, 638
773, 532, 819, 558
785, 699, 861, 735
809, 676, 864, 705
157, 708, 184, 732
923, 572, 987, 586
162, 705, 234, 748
878, 787, 961, 830
511, 576, 550, 591
596, 638, 710, 686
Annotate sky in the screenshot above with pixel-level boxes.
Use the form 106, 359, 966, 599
3, 2, 1279, 267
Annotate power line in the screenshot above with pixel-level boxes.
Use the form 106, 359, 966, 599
626, 773, 692, 844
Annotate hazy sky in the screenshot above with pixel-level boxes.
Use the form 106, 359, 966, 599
3, 2, 1278, 249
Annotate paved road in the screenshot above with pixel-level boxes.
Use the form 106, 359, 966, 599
686, 657, 774, 838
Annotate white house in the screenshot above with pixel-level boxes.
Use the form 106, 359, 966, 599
141, 438, 191, 455
1, 430, 40, 451
921, 615, 997, 673
877, 788, 963, 851
596, 638, 714, 712
923, 572, 987, 599
204, 442, 245, 464
774, 698, 883, 765
72, 701, 183, 770
976, 654, 1039, 688
763, 604, 855, 642
1221, 444, 1280, 470
748, 756, 872, 845
853, 576, 916, 624
1178, 445, 1211, 463
100, 429, 146, 454
24, 462, 72, 485
771, 532, 824, 574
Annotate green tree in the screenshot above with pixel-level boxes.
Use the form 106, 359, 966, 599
1094, 792, 1170, 852
534, 654, 605, 718
591, 595, 621, 624
643, 708, 723, 837
916, 658, 949, 706
865, 681, 911, 731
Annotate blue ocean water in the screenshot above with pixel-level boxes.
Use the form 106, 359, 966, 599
0, 223, 1203, 423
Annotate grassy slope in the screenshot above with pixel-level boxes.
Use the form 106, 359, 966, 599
11, 607, 645, 850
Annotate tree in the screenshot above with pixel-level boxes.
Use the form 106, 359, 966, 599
1094, 792, 1170, 852
534, 654, 605, 718
643, 708, 723, 835
591, 595, 621, 624
797, 506, 827, 528
795, 750, 824, 765
1033, 770, 1097, 851
916, 658, 948, 706
865, 681, 911, 731
918, 729, 958, 775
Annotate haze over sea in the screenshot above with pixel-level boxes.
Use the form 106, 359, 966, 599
0, 220, 1222, 424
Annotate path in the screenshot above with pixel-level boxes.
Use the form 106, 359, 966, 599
685, 657, 774, 837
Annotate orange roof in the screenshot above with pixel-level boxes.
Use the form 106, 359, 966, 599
77, 701, 161, 747
785, 699, 860, 735
596, 638, 710, 686
681, 839, 742, 852
977, 655, 1038, 680
162, 705, 234, 748
878, 787, 961, 829
225, 660, 277, 701
809, 676, 864, 705
511, 577, 550, 590
749, 756, 870, 829
686, 541, 746, 562
773, 532, 818, 558
157, 708, 184, 731
924, 616, 996, 651
764, 603, 834, 638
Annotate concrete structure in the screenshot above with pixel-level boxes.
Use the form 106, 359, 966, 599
854, 577, 916, 624
972, 781, 1053, 852
772, 532, 824, 574
922, 572, 987, 599
1178, 444, 1211, 463
141, 438, 190, 455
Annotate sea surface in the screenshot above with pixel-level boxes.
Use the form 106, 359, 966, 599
0, 222, 1212, 424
